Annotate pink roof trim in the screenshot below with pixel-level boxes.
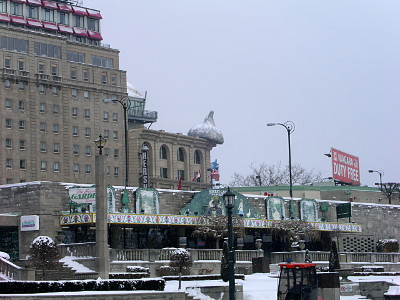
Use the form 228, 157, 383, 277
72, 6, 88, 16
73, 27, 88, 37
26, 18, 42, 28
42, 21, 58, 31
86, 9, 102, 19
26, 0, 41, 5
41, 0, 58, 9
58, 24, 74, 34
88, 30, 103, 40
0, 13, 11, 22
57, 3, 73, 12
10, 16, 27, 25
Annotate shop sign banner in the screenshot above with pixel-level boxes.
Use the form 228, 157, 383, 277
331, 148, 360, 185
21, 215, 39, 231
69, 186, 96, 204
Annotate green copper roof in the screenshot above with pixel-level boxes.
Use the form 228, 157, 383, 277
180, 189, 261, 218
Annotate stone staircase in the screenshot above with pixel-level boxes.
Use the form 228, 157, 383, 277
34, 261, 77, 280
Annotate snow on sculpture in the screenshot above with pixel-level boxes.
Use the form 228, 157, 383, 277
188, 111, 224, 144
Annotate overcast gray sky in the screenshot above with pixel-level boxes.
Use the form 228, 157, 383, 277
85, 0, 399, 187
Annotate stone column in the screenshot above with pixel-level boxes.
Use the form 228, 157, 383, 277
95, 154, 109, 279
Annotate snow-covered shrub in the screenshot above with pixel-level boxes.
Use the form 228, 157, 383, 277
29, 236, 60, 279
0, 251, 10, 261
376, 239, 399, 253
169, 248, 193, 289
170, 248, 193, 271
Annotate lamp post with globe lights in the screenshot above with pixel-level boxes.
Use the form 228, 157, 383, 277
223, 187, 236, 300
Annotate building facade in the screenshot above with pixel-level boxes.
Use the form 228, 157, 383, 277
0, 0, 127, 186
129, 128, 216, 190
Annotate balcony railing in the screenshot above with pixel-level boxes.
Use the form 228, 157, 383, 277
128, 110, 158, 123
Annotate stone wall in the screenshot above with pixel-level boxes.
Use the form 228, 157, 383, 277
1, 182, 400, 255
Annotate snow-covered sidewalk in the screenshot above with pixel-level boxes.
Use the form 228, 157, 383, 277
164, 273, 387, 299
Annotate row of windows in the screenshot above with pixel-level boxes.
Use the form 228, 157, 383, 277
0, 36, 28, 53
3, 57, 117, 85
5, 102, 120, 125
1, 38, 114, 71
34, 42, 62, 59
160, 145, 202, 164
159, 168, 200, 182
4, 159, 119, 176
2, 79, 60, 94
4, 138, 121, 158
0, 0, 100, 31
4, 119, 120, 140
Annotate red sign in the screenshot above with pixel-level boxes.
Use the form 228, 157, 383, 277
331, 148, 360, 185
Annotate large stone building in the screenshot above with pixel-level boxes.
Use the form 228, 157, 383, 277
129, 127, 216, 190
0, 0, 127, 186
0, 0, 221, 190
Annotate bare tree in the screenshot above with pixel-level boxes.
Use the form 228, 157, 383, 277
230, 162, 322, 187
380, 183, 400, 205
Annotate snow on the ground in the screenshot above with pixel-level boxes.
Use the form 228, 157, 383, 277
164, 273, 383, 299
1, 272, 399, 299
349, 275, 400, 286
59, 256, 95, 273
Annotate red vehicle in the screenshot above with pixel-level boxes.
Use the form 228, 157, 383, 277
277, 263, 318, 300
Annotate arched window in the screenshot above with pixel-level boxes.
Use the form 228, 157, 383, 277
177, 148, 185, 162
194, 150, 201, 164
160, 145, 168, 159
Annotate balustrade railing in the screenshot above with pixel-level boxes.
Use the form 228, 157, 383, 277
58, 242, 96, 258
57, 243, 400, 265
195, 249, 222, 261
0, 257, 34, 281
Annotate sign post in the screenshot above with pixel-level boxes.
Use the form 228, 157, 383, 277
336, 203, 352, 223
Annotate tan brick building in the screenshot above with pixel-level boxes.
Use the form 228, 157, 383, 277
129, 128, 216, 190
0, 0, 127, 185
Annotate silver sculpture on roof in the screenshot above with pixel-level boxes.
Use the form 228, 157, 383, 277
188, 111, 224, 144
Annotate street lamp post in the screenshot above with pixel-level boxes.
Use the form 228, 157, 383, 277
267, 121, 295, 198
369, 169, 383, 189
104, 97, 131, 188
223, 187, 236, 300
94, 135, 109, 279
